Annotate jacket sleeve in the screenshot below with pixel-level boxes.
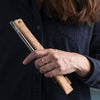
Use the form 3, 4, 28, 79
77, 21, 100, 89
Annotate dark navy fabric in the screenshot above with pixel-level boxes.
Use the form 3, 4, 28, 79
0, 0, 100, 100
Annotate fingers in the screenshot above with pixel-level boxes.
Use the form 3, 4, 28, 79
22, 48, 74, 78
23, 49, 49, 65
39, 62, 57, 74
44, 68, 60, 78
34, 54, 51, 69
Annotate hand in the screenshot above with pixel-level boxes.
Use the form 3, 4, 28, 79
23, 49, 91, 78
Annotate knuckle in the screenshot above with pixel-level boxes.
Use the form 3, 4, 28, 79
39, 68, 43, 73
45, 73, 53, 78
33, 50, 38, 56
51, 53, 58, 60
34, 60, 39, 69
48, 74, 53, 78
59, 66, 65, 72
48, 48, 53, 52
56, 60, 62, 67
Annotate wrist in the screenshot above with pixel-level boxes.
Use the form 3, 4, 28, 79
75, 55, 92, 78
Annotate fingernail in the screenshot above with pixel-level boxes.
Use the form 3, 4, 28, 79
23, 60, 26, 65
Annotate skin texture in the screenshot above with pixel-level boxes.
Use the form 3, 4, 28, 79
23, 49, 91, 78
23, 1, 92, 78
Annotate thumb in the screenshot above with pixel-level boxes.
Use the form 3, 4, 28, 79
23, 49, 49, 65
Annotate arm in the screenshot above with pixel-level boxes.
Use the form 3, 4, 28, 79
77, 21, 100, 88
22, 21, 100, 89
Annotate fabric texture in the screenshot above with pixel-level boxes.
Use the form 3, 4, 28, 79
0, 0, 100, 100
